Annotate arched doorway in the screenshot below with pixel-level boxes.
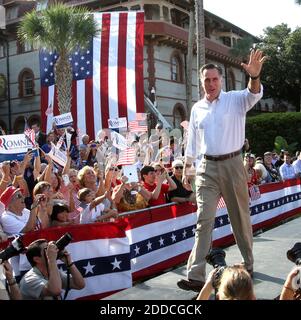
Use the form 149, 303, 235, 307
173, 103, 186, 128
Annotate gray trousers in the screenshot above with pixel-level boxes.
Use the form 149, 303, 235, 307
187, 154, 253, 282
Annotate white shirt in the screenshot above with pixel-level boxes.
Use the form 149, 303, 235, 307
79, 202, 105, 224
279, 163, 296, 180
185, 87, 263, 171
292, 159, 301, 174
1, 208, 31, 236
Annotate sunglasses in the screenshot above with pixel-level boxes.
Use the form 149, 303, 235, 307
14, 193, 23, 199
110, 168, 119, 172
174, 166, 183, 170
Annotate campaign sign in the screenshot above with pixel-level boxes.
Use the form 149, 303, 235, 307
0, 134, 38, 161
53, 112, 73, 129
108, 117, 127, 129
48, 145, 67, 167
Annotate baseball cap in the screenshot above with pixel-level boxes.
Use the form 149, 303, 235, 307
172, 159, 184, 168
264, 151, 272, 156
0, 186, 21, 208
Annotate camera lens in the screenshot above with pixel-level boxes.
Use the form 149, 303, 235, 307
287, 242, 301, 266
55, 233, 72, 252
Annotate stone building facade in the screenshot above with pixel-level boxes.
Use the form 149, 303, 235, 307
0, 0, 258, 133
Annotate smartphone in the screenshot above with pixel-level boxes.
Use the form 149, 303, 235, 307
122, 164, 139, 183
62, 174, 70, 186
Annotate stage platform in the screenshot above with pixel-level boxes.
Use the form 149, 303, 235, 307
104, 214, 301, 300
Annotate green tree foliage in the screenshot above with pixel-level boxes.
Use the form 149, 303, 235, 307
258, 24, 301, 111
274, 136, 298, 154
229, 36, 254, 61
246, 112, 301, 156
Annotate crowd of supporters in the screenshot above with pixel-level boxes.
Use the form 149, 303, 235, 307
0, 123, 301, 300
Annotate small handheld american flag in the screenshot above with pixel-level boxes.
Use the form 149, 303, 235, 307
249, 185, 261, 201
24, 128, 36, 147
116, 147, 136, 166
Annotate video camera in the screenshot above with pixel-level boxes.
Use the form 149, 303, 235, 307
206, 248, 227, 289
287, 242, 301, 291
55, 233, 73, 259
0, 237, 25, 263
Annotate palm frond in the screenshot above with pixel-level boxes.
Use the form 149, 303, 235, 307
18, 3, 98, 54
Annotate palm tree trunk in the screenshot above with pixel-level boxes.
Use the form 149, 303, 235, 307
54, 53, 73, 114
186, 7, 195, 119
195, 0, 206, 100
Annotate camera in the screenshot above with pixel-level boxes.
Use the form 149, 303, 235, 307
55, 233, 73, 259
38, 194, 46, 203
9, 160, 17, 168
287, 243, 301, 290
287, 242, 301, 265
206, 248, 227, 289
0, 237, 25, 263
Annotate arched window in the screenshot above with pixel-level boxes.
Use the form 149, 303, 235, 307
173, 103, 186, 128
28, 114, 41, 128
170, 52, 183, 83
18, 68, 35, 97
0, 120, 7, 134
14, 116, 26, 134
0, 74, 6, 99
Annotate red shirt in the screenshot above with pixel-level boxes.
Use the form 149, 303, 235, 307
247, 168, 259, 188
143, 182, 169, 206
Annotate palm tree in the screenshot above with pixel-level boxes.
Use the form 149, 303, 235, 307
186, 3, 195, 117
18, 3, 98, 114
194, 0, 205, 100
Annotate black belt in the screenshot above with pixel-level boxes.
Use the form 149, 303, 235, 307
204, 149, 241, 161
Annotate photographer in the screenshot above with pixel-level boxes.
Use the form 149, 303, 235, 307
0, 261, 22, 300
280, 266, 301, 300
20, 239, 85, 300
197, 265, 255, 300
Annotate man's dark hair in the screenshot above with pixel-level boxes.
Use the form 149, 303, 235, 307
200, 63, 223, 77
140, 166, 155, 181
31, 121, 40, 128
26, 239, 47, 267
51, 203, 69, 221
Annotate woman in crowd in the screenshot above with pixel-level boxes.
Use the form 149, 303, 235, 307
112, 175, 151, 212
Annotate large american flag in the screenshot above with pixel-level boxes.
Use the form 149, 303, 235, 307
40, 11, 144, 139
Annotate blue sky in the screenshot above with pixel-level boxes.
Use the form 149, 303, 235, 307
204, 0, 301, 37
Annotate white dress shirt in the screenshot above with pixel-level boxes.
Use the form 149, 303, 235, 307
185, 87, 263, 171
292, 158, 301, 175
279, 163, 296, 180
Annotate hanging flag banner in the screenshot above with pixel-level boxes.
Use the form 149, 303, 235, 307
53, 112, 73, 129
40, 11, 145, 140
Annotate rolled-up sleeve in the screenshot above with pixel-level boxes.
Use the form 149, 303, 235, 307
185, 106, 197, 164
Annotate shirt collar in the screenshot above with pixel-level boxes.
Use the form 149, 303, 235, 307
203, 90, 224, 104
